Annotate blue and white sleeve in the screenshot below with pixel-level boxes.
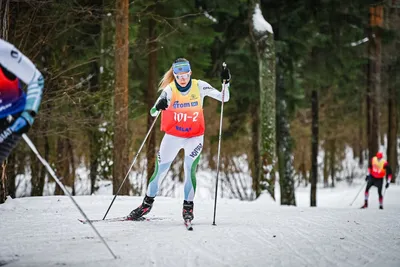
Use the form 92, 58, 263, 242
0, 39, 44, 124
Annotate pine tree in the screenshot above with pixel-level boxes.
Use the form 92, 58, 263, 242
250, 1, 276, 199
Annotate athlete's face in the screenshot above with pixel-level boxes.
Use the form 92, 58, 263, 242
174, 71, 191, 87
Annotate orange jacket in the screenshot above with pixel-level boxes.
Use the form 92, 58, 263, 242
368, 156, 392, 179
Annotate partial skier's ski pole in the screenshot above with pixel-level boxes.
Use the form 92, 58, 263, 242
213, 62, 227, 226
22, 134, 117, 259
349, 180, 367, 206
103, 112, 160, 220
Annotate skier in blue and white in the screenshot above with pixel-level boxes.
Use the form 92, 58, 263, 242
0, 38, 44, 163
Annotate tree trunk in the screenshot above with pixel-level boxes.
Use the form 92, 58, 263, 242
54, 137, 68, 195
0, 146, 17, 203
249, 1, 276, 199
88, 61, 101, 194
6, 153, 16, 199
1, 162, 7, 203
310, 90, 318, 207
30, 111, 49, 197
0, 0, 10, 40
358, 88, 364, 166
329, 139, 336, 188
250, 103, 261, 197
387, 7, 398, 182
146, 15, 157, 187
54, 139, 63, 195
30, 133, 49, 197
367, 6, 382, 159
300, 148, 308, 187
0, 0, 10, 204
97, 0, 115, 185
54, 136, 76, 196
366, 58, 372, 160
66, 137, 76, 195
113, 0, 130, 195
387, 66, 398, 181
84, 1, 103, 195
30, 40, 52, 197
323, 148, 329, 188
276, 71, 296, 206
89, 131, 100, 194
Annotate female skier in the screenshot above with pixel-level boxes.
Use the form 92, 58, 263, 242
128, 58, 230, 222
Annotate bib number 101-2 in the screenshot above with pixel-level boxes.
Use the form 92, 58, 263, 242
174, 112, 199, 122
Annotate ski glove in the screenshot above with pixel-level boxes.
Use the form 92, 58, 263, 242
386, 182, 390, 189
220, 66, 231, 84
155, 98, 168, 111
10, 111, 35, 134
365, 175, 370, 182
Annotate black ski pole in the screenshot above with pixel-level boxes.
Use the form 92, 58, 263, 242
212, 62, 227, 226
22, 134, 117, 259
349, 180, 367, 206
103, 112, 160, 220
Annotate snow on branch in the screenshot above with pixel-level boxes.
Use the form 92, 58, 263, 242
252, 3, 273, 34
204, 11, 217, 23
350, 37, 369, 47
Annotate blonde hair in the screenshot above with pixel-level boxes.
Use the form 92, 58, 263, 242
158, 67, 174, 91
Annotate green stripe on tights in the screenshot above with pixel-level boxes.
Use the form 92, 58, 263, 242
190, 155, 201, 192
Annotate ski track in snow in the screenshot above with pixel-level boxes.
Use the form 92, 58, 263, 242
0, 186, 400, 267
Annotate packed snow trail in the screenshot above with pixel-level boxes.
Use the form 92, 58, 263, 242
0, 185, 400, 267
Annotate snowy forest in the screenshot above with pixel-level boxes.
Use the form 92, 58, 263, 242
0, 0, 399, 206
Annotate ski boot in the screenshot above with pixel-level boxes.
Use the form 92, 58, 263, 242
182, 200, 194, 221
128, 195, 155, 220
379, 197, 383, 210
360, 200, 368, 209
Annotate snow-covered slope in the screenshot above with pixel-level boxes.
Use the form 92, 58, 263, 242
1, 184, 399, 267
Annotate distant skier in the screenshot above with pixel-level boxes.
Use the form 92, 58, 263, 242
0, 38, 44, 164
128, 58, 231, 222
361, 152, 392, 209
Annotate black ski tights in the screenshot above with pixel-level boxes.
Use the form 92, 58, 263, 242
0, 118, 22, 164
365, 177, 383, 199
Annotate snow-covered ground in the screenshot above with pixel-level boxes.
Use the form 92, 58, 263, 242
1, 182, 400, 267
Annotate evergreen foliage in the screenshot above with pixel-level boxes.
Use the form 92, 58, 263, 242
1, 0, 398, 203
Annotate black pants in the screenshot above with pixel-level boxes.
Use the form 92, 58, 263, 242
0, 116, 22, 164
365, 176, 384, 199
